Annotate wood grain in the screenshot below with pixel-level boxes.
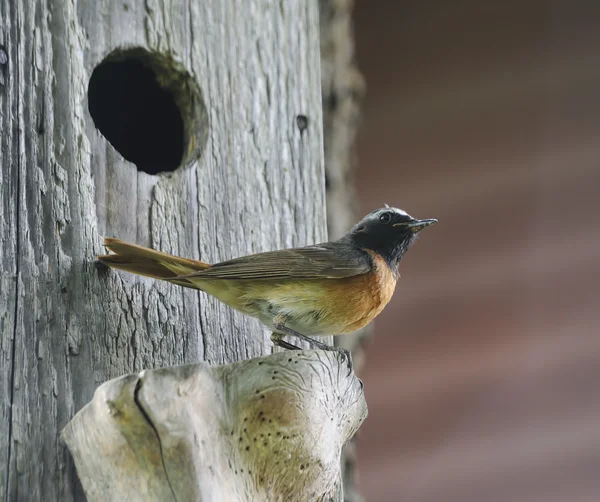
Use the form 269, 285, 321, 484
0, 1, 328, 500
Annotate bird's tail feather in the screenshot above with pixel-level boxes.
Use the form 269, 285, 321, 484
98, 237, 211, 289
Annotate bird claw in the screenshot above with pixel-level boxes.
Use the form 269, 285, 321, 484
302, 342, 353, 375
271, 320, 354, 375
323, 345, 353, 375
338, 347, 354, 375
271, 332, 354, 374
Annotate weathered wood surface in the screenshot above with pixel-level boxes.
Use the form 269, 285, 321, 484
62, 351, 367, 502
0, 1, 329, 500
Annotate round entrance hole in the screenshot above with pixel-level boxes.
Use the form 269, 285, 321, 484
88, 48, 207, 175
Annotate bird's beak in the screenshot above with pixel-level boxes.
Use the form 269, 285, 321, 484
396, 218, 438, 233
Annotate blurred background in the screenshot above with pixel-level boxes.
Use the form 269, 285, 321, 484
352, 1, 600, 501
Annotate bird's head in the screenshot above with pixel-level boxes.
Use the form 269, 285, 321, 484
346, 205, 437, 272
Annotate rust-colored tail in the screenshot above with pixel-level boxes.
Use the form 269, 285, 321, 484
98, 237, 211, 289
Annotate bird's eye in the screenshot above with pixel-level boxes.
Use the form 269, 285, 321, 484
379, 212, 392, 224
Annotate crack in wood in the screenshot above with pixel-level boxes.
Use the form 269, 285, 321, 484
133, 377, 178, 501
5, 53, 21, 502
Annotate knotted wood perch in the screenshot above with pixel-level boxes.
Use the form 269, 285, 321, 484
62, 350, 367, 502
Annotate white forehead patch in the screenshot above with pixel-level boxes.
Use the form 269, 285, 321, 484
354, 206, 413, 231
390, 207, 408, 217
359, 206, 413, 226
378, 206, 409, 217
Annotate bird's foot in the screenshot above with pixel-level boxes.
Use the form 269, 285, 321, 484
271, 321, 353, 374
270, 332, 302, 351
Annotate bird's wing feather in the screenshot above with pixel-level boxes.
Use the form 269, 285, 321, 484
178, 243, 372, 280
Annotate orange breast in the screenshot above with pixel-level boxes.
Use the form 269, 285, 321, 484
328, 250, 397, 333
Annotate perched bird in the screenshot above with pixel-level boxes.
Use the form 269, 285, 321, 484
98, 206, 436, 366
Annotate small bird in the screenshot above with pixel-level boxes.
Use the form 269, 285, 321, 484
98, 206, 436, 366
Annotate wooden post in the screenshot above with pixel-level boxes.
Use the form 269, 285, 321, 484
0, 1, 365, 500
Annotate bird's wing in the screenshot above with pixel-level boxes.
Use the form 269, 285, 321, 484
178, 243, 372, 280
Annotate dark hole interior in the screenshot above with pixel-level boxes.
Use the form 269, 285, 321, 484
88, 56, 184, 175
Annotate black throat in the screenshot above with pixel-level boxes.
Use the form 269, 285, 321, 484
343, 230, 414, 275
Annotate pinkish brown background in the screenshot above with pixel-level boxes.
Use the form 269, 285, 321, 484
352, 1, 600, 501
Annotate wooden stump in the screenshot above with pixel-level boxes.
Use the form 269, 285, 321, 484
62, 351, 366, 502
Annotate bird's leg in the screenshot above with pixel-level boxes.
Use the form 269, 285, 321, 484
272, 314, 353, 372
270, 332, 302, 351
